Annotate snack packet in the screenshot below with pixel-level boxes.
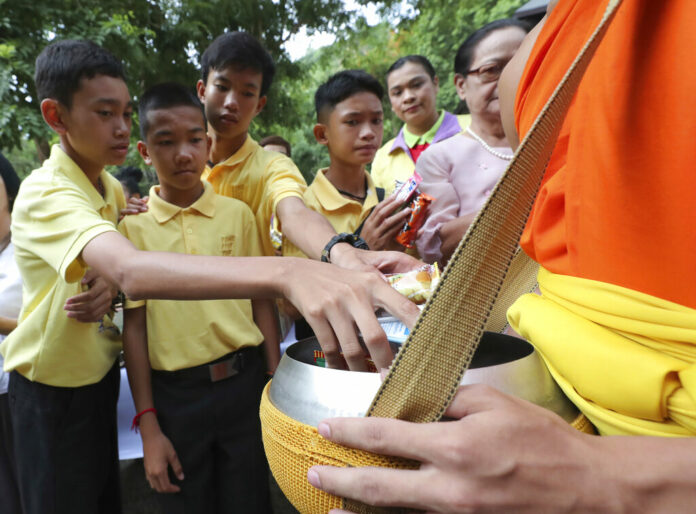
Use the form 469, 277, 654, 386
392, 172, 422, 205
386, 263, 440, 304
269, 214, 283, 255
396, 193, 433, 248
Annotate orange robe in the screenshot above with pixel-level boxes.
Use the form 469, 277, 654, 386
514, 0, 696, 310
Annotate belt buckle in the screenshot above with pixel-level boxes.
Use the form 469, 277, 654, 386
208, 356, 239, 382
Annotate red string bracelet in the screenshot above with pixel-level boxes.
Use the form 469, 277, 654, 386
131, 407, 157, 432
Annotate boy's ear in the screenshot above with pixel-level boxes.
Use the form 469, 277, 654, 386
136, 141, 152, 165
433, 75, 440, 93
206, 134, 212, 154
196, 79, 206, 102
313, 123, 329, 146
40, 98, 68, 135
454, 73, 467, 102
254, 95, 267, 116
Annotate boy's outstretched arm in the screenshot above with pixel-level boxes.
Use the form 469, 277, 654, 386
81, 231, 420, 370
252, 299, 281, 374
122, 306, 183, 493
276, 196, 420, 274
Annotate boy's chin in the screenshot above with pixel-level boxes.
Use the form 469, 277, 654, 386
108, 155, 129, 166
210, 122, 244, 139
354, 155, 376, 166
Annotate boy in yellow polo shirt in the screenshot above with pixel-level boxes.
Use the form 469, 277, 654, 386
283, 70, 412, 259
119, 82, 277, 512
125, 32, 417, 272
3, 40, 419, 514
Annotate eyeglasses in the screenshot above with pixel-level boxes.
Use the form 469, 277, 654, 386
466, 62, 506, 83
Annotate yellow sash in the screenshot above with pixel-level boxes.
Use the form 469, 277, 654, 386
507, 267, 696, 436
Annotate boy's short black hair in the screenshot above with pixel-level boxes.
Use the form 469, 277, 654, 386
0, 152, 21, 213
386, 55, 437, 82
138, 82, 206, 140
34, 39, 126, 109
200, 32, 275, 97
314, 70, 384, 122
114, 166, 143, 197
114, 166, 143, 183
259, 135, 292, 157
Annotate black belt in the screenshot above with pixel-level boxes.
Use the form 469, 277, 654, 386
151, 346, 260, 383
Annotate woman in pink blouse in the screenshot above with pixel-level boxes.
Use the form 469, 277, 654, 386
416, 19, 528, 265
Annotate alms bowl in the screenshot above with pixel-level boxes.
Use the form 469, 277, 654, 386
268, 332, 578, 425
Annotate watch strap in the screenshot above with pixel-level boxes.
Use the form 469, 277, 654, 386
321, 233, 370, 263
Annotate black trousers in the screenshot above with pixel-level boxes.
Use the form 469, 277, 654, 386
8, 363, 121, 514
0, 392, 21, 514
151, 347, 271, 514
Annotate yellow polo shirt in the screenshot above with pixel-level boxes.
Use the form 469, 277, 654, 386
283, 169, 379, 258
202, 136, 306, 256
118, 182, 264, 371
1, 145, 125, 387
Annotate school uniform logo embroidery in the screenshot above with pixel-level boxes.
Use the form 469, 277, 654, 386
221, 235, 236, 255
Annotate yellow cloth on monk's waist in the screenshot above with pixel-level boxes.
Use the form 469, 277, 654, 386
507, 267, 696, 437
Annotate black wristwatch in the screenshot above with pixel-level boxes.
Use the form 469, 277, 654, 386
320, 232, 370, 263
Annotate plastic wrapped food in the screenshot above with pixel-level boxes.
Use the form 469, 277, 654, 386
396, 193, 433, 248
386, 263, 440, 304
392, 172, 422, 205
269, 214, 283, 255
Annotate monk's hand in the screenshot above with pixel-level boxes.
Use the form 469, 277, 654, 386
282, 258, 419, 371
309, 384, 613, 513
360, 195, 411, 251
119, 195, 149, 220
64, 269, 118, 322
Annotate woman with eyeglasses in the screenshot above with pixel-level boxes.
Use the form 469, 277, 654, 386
415, 19, 529, 265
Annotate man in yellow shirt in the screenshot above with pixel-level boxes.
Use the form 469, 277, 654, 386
120, 83, 276, 512
3, 40, 418, 514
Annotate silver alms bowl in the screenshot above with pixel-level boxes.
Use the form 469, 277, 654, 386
269, 332, 578, 426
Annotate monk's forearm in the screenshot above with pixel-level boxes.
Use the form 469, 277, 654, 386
598, 435, 696, 512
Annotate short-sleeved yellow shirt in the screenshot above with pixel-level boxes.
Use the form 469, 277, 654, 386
118, 182, 264, 371
202, 136, 306, 256
1, 145, 125, 387
283, 169, 379, 258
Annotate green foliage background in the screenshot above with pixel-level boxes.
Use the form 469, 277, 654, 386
0, 0, 526, 182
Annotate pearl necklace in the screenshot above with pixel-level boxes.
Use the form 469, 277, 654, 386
466, 126, 513, 161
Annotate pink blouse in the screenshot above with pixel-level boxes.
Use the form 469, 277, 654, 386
415, 133, 512, 264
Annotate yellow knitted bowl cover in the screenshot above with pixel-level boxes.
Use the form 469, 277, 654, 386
260, 382, 418, 513
260, 382, 594, 513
